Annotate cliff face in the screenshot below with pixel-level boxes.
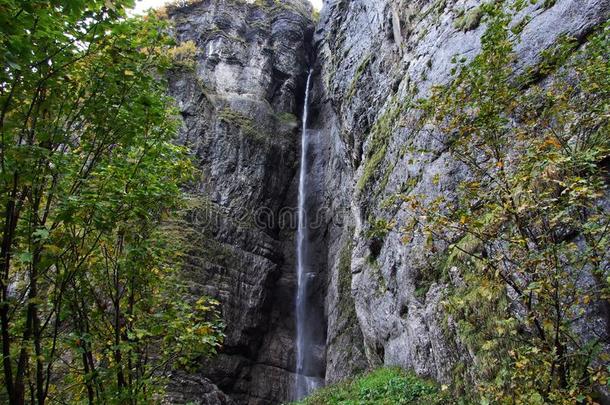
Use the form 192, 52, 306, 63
165, 1, 314, 404
164, 0, 610, 403
314, 0, 610, 388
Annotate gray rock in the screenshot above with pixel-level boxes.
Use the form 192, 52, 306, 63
164, 0, 610, 403
165, 374, 235, 405
313, 0, 610, 387
166, 1, 314, 403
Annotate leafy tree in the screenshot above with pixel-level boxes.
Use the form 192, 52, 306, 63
405, 4, 609, 403
0, 1, 223, 404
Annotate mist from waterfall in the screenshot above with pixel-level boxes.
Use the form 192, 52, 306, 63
295, 70, 319, 400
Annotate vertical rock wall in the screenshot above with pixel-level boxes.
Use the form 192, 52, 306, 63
314, 0, 610, 387
164, 0, 610, 403
166, 1, 314, 403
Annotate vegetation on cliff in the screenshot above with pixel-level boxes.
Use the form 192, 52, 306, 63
404, 3, 610, 403
0, 1, 223, 404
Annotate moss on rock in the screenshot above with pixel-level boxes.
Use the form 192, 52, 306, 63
454, 7, 483, 32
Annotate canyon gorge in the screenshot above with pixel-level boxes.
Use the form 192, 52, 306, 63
162, 0, 610, 404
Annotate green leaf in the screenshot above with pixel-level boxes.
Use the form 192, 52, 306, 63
32, 228, 50, 242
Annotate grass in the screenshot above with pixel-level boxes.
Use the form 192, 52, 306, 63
290, 368, 449, 405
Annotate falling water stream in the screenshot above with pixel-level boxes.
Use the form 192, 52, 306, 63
295, 70, 317, 400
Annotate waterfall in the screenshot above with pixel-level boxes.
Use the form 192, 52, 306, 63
295, 70, 318, 400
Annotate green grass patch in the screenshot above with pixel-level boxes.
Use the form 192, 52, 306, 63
290, 368, 449, 405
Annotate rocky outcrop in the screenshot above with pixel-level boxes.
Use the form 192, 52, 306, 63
313, 0, 610, 386
165, 1, 314, 403
165, 374, 235, 405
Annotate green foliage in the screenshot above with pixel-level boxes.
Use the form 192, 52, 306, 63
544, 0, 557, 9
410, 4, 610, 404
0, 1, 223, 404
366, 218, 395, 240
511, 15, 532, 36
219, 108, 269, 140
291, 368, 449, 405
168, 39, 199, 69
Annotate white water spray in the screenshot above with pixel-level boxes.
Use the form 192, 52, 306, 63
295, 70, 317, 400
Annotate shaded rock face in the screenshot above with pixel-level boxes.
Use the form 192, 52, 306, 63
313, 0, 610, 387
165, 1, 315, 404
165, 374, 235, 405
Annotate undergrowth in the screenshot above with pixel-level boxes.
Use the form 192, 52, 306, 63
290, 368, 450, 405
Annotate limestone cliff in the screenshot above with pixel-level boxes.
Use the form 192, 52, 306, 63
313, 0, 610, 390
165, 1, 314, 403
163, 0, 610, 403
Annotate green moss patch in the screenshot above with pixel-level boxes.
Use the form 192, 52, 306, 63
218, 108, 264, 139
347, 55, 373, 101
356, 97, 404, 193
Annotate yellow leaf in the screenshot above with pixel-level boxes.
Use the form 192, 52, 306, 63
124, 70, 134, 76
543, 137, 562, 149
482, 341, 495, 351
